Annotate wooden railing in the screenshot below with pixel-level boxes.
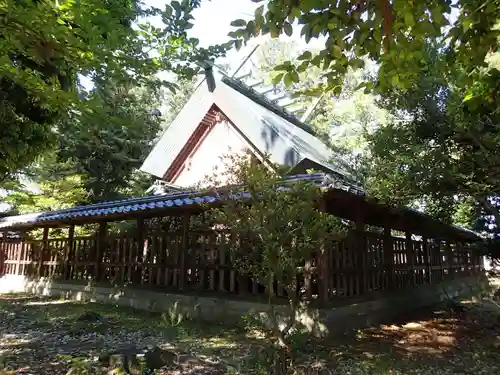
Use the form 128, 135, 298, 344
0, 230, 482, 302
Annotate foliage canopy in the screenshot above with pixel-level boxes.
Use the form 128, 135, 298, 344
0, 0, 229, 181
229, 0, 499, 95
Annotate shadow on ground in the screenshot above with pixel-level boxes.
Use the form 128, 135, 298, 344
309, 299, 500, 375
1, 293, 500, 374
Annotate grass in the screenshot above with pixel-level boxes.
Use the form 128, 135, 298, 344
0, 293, 500, 374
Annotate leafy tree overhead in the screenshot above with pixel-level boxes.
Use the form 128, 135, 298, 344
229, 0, 499, 94
57, 76, 162, 203
3, 75, 162, 213
363, 42, 500, 242
4, 156, 87, 214
158, 77, 196, 130
251, 39, 388, 165
0, 0, 229, 182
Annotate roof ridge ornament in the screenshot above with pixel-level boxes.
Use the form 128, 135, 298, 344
201, 60, 216, 93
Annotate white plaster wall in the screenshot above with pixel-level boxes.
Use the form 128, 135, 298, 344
173, 121, 250, 188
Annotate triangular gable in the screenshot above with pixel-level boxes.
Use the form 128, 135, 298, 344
140, 72, 354, 183
213, 78, 353, 180
140, 79, 214, 178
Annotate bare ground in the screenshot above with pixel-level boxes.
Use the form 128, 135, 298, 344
0, 294, 500, 374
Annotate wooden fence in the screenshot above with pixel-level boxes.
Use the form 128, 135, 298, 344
0, 226, 482, 303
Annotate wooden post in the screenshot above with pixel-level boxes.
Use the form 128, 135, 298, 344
456, 242, 464, 275
423, 237, 432, 284
134, 218, 145, 284
436, 241, 444, 281
38, 227, 49, 278
318, 198, 330, 303
383, 226, 394, 290
179, 214, 191, 291
64, 225, 75, 280
355, 209, 366, 295
95, 222, 107, 281
405, 231, 415, 286
446, 242, 454, 279
137, 218, 150, 285
0, 232, 5, 276
15, 231, 25, 276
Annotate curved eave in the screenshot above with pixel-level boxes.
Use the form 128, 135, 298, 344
0, 172, 481, 242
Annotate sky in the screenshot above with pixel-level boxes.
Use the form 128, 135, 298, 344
144, 0, 300, 69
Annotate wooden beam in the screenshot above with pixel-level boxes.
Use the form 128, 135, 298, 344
355, 205, 366, 295
318, 198, 330, 303
38, 227, 49, 278
405, 231, 415, 286
383, 226, 394, 290
423, 237, 431, 284
64, 225, 75, 280
179, 214, 191, 291
135, 218, 145, 285
14, 231, 26, 276
95, 222, 107, 281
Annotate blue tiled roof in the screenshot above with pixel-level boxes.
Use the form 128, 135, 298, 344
0, 173, 354, 229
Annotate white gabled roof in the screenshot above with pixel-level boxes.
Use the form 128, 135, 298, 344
140, 78, 214, 178
140, 71, 354, 182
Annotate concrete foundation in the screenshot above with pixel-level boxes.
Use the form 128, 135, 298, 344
0, 274, 485, 336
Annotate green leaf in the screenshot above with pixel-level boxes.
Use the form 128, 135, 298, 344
311, 55, 323, 68
171, 1, 181, 12
350, 58, 365, 69
270, 25, 280, 38
464, 92, 474, 102
404, 12, 415, 28
271, 73, 284, 85
283, 73, 293, 87
247, 20, 256, 35
230, 19, 247, 27
322, 55, 332, 70
296, 61, 309, 73
234, 39, 243, 51
332, 45, 342, 59
283, 21, 293, 37
301, 25, 312, 43
255, 4, 264, 18
297, 51, 312, 61
163, 4, 173, 18
274, 61, 292, 71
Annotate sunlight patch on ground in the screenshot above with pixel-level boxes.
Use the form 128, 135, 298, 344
0, 333, 39, 350
401, 322, 424, 330
24, 300, 73, 306
183, 336, 238, 350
